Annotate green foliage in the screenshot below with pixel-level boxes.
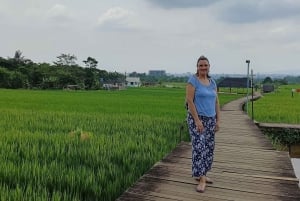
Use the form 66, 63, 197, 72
54, 54, 78, 66
249, 84, 300, 124
83, 57, 98, 69
284, 75, 300, 84
0, 67, 27, 89
0, 55, 124, 90
262, 76, 273, 84
260, 127, 300, 146
0, 88, 241, 200
249, 84, 300, 146
0, 67, 10, 88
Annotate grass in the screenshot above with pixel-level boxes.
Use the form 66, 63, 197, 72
249, 84, 300, 124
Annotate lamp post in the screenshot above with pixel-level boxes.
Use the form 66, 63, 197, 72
251, 69, 254, 120
246, 60, 250, 114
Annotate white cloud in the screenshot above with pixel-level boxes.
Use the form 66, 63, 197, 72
97, 7, 139, 31
98, 7, 132, 24
45, 4, 74, 24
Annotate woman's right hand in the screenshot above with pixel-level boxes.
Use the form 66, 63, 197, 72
195, 119, 204, 133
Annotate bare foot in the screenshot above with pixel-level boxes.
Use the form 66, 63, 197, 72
206, 177, 213, 184
195, 176, 213, 184
195, 177, 206, 193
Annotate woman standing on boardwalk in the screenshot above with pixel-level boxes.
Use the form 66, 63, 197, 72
186, 55, 220, 193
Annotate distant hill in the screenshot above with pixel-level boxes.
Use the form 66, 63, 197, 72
261, 69, 299, 76
169, 71, 299, 80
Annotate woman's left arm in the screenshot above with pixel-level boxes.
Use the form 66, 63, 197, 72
215, 91, 220, 131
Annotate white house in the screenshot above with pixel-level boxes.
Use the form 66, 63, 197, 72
126, 77, 141, 87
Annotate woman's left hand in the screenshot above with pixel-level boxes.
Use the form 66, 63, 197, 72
215, 122, 220, 132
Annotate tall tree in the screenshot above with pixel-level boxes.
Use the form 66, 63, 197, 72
262, 76, 273, 84
11, 50, 32, 65
14, 50, 24, 61
54, 53, 78, 66
83, 57, 98, 68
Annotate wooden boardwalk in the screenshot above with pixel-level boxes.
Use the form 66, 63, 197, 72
117, 97, 300, 201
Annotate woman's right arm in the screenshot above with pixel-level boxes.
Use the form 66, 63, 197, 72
186, 83, 204, 132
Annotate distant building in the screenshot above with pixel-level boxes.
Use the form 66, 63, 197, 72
262, 84, 274, 93
64, 85, 81, 90
217, 77, 250, 93
102, 78, 126, 90
126, 77, 141, 87
218, 77, 248, 88
102, 83, 125, 90
148, 70, 166, 77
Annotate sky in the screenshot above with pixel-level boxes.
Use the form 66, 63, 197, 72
1, 0, 300, 75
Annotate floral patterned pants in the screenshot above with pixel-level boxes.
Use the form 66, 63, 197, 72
187, 113, 216, 177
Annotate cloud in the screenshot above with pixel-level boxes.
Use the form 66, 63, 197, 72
218, 0, 300, 24
97, 7, 139, 31
45, 4, 74, 23
146, 0, 220, 9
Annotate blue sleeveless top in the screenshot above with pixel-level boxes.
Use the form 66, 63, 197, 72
187, 75, 217, 117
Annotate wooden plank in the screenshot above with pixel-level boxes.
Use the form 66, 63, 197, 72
223, 172, 299, 182
160, 155, 295, 174
258, 122, 300, 129
145, 163, 299, 191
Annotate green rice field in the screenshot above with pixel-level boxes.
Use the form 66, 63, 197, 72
248, 84, 300, 124
0, 88, 241, 201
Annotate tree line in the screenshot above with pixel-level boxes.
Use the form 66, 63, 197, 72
0, 51, 128, 89
0, 50, 189, 90
1, 50, 298, 90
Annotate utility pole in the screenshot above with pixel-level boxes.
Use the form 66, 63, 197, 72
246, 60, 250, 114
251, 69, 254, 120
